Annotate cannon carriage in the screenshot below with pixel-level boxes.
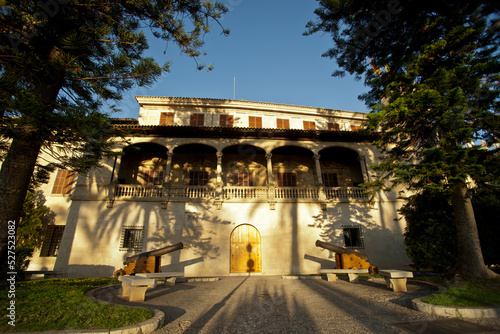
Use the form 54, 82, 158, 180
315, 240, 378, 274
114, 242, 183, 278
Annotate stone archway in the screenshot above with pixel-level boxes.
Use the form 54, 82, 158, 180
230, 224, 261, 273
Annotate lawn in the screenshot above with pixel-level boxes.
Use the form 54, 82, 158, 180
421, 277, 500, 307
0, 277, 153, 332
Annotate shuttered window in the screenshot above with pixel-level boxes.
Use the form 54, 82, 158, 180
328, 122, 340, 131
276, 118, 290, 129
190, 113, 205, 126
220, 115, 234, 127
351, 125, 362, 131
52, 169, 75, 195
159, 112, 174, 125
303, 121, 316, 130
248, 116, 262, 128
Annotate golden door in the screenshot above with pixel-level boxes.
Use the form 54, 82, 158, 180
230, 224, 261, 273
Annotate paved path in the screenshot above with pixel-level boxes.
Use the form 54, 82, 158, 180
96, 276, 500, 334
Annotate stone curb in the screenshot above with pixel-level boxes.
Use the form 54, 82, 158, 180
13, 285, 164, 334
409, 280, 500, 319
281, 275, 325, 280
176, 277, 220, 283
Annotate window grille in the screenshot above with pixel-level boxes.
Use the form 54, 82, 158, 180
40, 226, 65, 257
342, 225, 364, 249
120, 226, 144, 251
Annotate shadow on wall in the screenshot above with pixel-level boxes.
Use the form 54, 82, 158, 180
308, 201, 408, 269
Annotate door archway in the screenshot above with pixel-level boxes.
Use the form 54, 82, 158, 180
230, 224, 261, 273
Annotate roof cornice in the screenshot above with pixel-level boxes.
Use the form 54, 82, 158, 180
134, 96, 368, 120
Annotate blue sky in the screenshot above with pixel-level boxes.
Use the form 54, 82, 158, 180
114, 0, 371, 118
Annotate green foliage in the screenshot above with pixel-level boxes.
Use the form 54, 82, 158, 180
15, 190, 53, 278
401, 189, 457, 272
307, 0, 499, 279
422, 278, 500, 307
0, 278, 152, 331
401, 186, 500, 272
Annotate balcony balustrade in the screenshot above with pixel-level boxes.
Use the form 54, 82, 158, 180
113, 184, 367, 201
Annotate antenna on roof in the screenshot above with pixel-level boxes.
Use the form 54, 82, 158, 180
233, 75, 236, 100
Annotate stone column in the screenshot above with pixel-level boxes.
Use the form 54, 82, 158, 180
164, 152, 173, 184
313, 154, 323, 186
266, 153, 274, 185
358, 154, 370, 183
110, 154, 122, 184
216, 151, 223, 184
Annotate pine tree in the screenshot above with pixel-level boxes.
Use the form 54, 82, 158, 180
307, 0, 499, 279
0, 0, 228, 276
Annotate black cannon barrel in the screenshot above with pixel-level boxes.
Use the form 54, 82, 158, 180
124, 242, 183, 265
315, 240, 369, 260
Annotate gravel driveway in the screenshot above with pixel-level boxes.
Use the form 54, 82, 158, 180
95, 276, 500, 334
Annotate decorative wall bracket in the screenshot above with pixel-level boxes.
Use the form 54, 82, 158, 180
214, 199, 223, 210
268, 201, 276, 210
105, 198, 114, 208
161, 200, 169, 210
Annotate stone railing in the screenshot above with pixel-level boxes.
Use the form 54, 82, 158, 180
324, 187, 367, 199
113, 185, 366, 201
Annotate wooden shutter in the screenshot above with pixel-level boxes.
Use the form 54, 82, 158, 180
276, 119, 290, 129
159, 112, 174, 125
303, 121, 316, 130
220, 115, 234, 127
328, 122, 340, 131
190, 114, 205, 126
248, 116, 262, 128
52, 169, 75, 194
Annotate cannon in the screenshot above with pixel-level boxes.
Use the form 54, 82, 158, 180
114, 242, 183, 278
315, 240, 378, 274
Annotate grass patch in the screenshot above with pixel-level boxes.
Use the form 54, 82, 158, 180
422, 277, 500, 307
0, 277, 153, 332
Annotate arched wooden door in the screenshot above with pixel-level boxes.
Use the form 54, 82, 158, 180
230, 224, 261, 273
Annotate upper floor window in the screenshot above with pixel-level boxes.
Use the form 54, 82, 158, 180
303, 121, 316, 130
351, 125, 362, 131
248, 116, 262, 128
276, 118, 290, 129
276, 172, 297, 187
322, 173, 339, 187
190, 113, 205, 126
40, 225, 65, 257
159, 112, 174, 125
188, 171, 209, 186
52, 169, 75, 195
220, 115, 234, 127
233, 172, 253, 186
143, 170, 164, 185
328, 122, 340, 131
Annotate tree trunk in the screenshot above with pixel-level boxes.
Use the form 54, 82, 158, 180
451, 181, 497, 280
0, 136, 42, 281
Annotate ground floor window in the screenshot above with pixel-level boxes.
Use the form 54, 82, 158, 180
342, 225, 364, 249
40, 226, 65, 257
120, 227, 144, 251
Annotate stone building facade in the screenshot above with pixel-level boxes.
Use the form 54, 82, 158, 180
27, 97, 410, 277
